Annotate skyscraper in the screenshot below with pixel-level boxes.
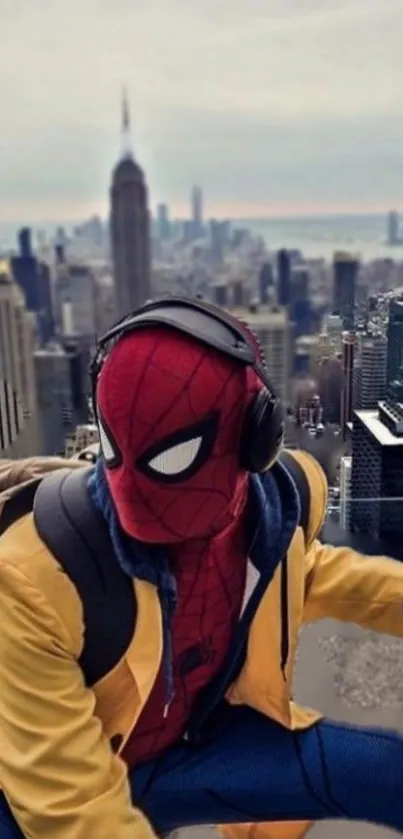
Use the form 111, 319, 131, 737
191, 186, 203, 239
110, 92, 151, 319
55, 262, 97, 338
354, 332, 387, 410
34, 340, 90, 456
276, 249, 291, 307
11, 227, 54, 345
316, 357, 344, 424
229, 304, 291, 403
340, 455, 352, 530
212, 284, 228, 308
386, 298, 403, 402
322, 314, 344, 356
258, 263, 273, 304
0, 261, 41, 456
340, 331, 355, 435
351, 402, 403, 545
210, 220, 230, 262
290, 266, 311, 337
333, 252, 359, 330
156, 203, 171, 242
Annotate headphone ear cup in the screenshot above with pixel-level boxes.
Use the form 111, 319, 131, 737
239, 389, 285, 473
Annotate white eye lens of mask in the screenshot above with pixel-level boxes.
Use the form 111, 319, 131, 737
98, 416, 116, 464
148, 436, 202, 476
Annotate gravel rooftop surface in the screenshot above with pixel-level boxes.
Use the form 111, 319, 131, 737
318, 633, 403, 710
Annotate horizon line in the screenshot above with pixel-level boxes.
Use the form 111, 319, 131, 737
0, 208, 396, 230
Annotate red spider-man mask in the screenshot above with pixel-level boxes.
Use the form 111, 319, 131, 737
96, 327, 260, 544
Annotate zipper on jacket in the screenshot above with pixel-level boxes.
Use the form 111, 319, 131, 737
280, 554, 289, 681
186, 571, 268, 744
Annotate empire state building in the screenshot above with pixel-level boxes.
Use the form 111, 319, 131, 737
110, 93, 151, 319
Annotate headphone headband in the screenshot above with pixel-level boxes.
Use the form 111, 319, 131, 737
91, 295, 285, 474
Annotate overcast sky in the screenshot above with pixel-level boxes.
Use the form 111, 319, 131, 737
0, 0, 402, 223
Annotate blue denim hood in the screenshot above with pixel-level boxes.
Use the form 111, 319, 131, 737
87, 457, 299, 708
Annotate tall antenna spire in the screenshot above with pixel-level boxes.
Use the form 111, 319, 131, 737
121, 85, 133, 159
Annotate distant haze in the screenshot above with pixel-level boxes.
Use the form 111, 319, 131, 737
0, 0, 402, 223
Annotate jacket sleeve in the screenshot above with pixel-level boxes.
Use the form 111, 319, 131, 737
303, 539, 403, 636
0, 561, 155, 839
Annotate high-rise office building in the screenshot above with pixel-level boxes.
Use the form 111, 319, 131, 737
277, 249, 291, 307
11, 227, 54, 345
230, 304, 291, 403
386, 298, 403, 402
94, 277, 117, 338
340, 455, 352, 530
212, 284, 228, 308
316, 315, 344, 370
317, 357, 344, 425
323, 314, 344, 356
0, 261, 41, 456
333, 252, 359, 330
156, 203, 171, 242
210, 220, 230, 261
110, 93, 151, 319
351, 401, 403, 543
340, 331, 355, 435
55, 262, 97, 338
191, 185, 203, 239
290, 266, 311, 337
61, 334, 94, 406
259, 263, 273, 305
232, 280, 244, 308
34, 341, 90, 456
294, 335, 319, 377
354, 332, 387, 410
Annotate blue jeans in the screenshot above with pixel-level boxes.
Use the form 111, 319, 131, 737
1, 706, 403, 836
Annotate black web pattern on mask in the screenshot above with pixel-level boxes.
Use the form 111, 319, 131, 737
112, 332, 247, 541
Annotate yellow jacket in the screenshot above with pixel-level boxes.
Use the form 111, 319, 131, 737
0, 452, 403, 839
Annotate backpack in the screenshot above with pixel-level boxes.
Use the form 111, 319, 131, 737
0, 458, 135, 686
0, 452, 311, 686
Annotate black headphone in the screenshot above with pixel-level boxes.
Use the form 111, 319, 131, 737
90, 296, 285, 474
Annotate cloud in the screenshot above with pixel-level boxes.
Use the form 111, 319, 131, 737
0, 0, 402, 221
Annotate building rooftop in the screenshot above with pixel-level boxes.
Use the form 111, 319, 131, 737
333, 251, 360, 263
355, 408, 403, 446
34, 343, 66, 357
296, 335, 319, 347
230, 306, 288, 327
390, 297, 403, 315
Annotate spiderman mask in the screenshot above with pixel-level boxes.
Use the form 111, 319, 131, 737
96, 327, 261, 544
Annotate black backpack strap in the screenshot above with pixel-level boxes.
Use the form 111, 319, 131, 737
279, 450, 310, 540
33, 468, 136, 686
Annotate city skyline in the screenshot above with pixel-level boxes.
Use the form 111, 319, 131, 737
1, 0, 402, 224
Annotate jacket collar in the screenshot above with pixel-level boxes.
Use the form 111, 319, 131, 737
246, 459, 300, 576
